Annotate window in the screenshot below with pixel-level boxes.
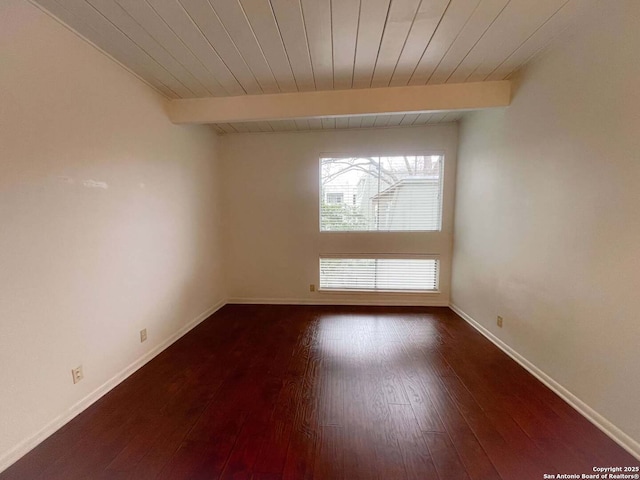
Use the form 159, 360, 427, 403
325, 192, 344, 204
320, 155, 443, 231
319, 257, 439, 292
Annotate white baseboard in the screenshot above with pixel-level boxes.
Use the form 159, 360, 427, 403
449, 303, 640, 460
228, 296, 449, 307
0, 299, 228, 474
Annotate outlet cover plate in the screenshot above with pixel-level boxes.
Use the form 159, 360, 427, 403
72, 366, 83, 384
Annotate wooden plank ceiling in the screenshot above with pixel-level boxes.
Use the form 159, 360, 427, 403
33, 0, 590, 133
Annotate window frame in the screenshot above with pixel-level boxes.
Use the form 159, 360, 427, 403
318, 151, 446, 233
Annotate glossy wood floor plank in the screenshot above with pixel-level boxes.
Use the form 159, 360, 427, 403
2, 305, 637, 480
424, 432, 471, 480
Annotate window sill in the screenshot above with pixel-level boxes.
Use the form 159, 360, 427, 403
319, 230, 443, 234
317, 289, 441, 295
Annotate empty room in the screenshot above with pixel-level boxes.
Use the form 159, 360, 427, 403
1, 0, 639, 478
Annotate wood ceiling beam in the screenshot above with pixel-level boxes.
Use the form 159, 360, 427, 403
167, 81, 511, 124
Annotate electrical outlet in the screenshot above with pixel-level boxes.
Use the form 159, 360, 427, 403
309, 284, 316, 292
140, 328, 147, 343
71, 365, 83, 384
497, 316, 503, 328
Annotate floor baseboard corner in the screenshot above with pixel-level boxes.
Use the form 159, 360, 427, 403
448, 303, 640, 461
0, 298, 228, 474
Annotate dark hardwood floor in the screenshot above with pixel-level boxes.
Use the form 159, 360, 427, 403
2, 305, 637, 479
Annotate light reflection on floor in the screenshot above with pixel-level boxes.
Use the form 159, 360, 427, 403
310, 311, 447, 473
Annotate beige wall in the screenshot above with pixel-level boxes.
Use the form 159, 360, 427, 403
0, 0, 225, 469
452, 2, 640, 455
220, 125, 458, 306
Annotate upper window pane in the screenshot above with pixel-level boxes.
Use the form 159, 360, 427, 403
320, 155, 443, 231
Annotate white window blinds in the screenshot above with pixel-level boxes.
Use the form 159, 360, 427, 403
320, 155, 443, 232
319, 257, 439, 292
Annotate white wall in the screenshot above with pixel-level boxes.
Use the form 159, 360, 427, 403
0, 0, 226, 470
220, 125, 457, 306
452, 2, 640, 455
